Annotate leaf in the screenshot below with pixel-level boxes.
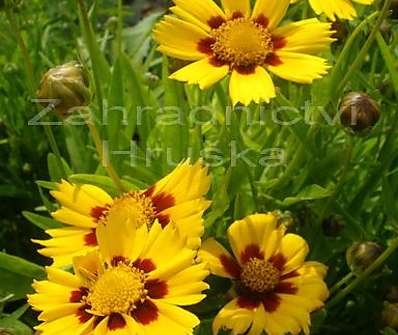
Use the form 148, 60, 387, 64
383, 328, 398, 335
22, 211, 62, 230
0, 253, 45, 301
279, 185, 333, 207
47, 153, 72, 182
0, 317, 32, 335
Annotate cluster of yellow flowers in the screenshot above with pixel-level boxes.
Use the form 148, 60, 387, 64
29, 161, 328, 335
28, 0, 376, 334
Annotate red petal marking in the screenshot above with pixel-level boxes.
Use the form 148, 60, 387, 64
132, 300, 159, 325
70, 287, 89, 303
146, 279, 168, 299
237, 295, 261, 309
231, 11, 244, 20
76, 305, 92, 323
90, 206, 108, 222
111, 256, 127, 267
133, 259, 156, 273
108, 313, 126, 330
255, 14, 269, 28
240, 244, 264, 264
265, 53, 283, 66
84, 229, 98, 246
269, 253, 286, 272
272, 37, 287, 50
280, 270, 299, 280
209, 56, 228, 68
208, 16, 226, 29
234, 64, 256, 75
275, 282, 298, 295
198, 37, 215, 55
220, 255, 241, 278
262, 293, 281, 312
144, 187, 176, 228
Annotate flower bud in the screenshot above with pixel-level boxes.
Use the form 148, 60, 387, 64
272, 210, 294, 228
340, 92, 380, 132
37, 62, 89, 118
383, 302, 398, 330
322, 215, 344, 237
346, 241, 384, 274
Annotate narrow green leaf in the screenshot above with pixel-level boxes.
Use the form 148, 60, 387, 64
22, 211, 62, 230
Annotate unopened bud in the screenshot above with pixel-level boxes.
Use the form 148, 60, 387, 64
322, 215, 344, 237
37, 62, 89, 118
346, 241, 384, 274
340, 92, 380, 132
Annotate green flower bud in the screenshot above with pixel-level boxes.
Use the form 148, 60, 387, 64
37, 62, 89, 118
382, 302, 398, 330
340, 92, 380, 133
346, 241, 384, 274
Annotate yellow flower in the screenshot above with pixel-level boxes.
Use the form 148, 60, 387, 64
34, 160, 211, 267
199, 214, 329, 335
154, 0, 335, 106
28, 214, 210, 335
291, 0, 375, 21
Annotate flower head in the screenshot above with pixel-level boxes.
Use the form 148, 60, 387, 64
34, 160, 211, 266
154, 0, 334, 106
29, 215, 209, 335
291, 0, 375, 21
199, 213, 329, 335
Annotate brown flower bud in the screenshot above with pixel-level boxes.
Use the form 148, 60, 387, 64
340, 92, 380, 132
346, 241, 384, 274
322, 215, 345, 237
383, 302, 398, 330
37, 62, 89, 118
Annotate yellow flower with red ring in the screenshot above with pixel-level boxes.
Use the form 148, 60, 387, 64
199, 213, 329, 335
34, 160, 211, 267
28, 215, 209, 335
154, 0, 335, 106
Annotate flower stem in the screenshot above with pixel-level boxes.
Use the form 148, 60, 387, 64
43, 124, 68, 178
85, 112, 125, 194
329, 272, 354, 295
327, 237, 398, 308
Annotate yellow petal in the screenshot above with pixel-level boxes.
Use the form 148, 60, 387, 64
221, 0, 251, 17
277, 234, 309, 274
228, 214, 280, 265
267, 51, 330, 84
199, 238, 239, 278
170, 58, 229, 90
272, 18, 335, 54
173, 0, 226, 28
229, 66, 276, 106
154, 15, 210, 61
308, 0, 357, 21
251, 0, 290, 30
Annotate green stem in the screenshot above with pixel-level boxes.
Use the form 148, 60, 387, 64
329, 272, 354, 295
329, 11, 379, 94
327, 237, 398, 308
6, 1, 67, 179
44, 124, 67, 178
336, 0, 392, 94
86, 112, 125, 194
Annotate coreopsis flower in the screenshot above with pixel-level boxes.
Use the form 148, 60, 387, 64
291, 0, 375, 21
199, 214, 329, 335
153, 0, 334, 106
28, 215, 209, 335
34, 160, 211, 266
